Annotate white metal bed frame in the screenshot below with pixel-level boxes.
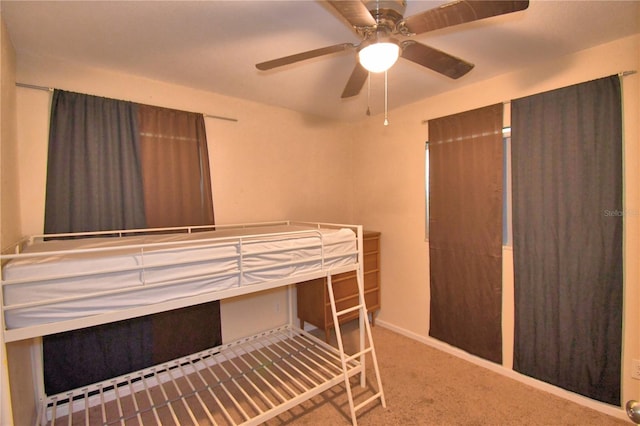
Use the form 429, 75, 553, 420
1, 221, 386, 425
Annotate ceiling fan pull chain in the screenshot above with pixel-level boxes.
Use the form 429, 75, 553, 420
384, 70, 389, 126
366, 72, 371, 116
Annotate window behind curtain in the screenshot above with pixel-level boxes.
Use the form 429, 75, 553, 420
428, 103, 504, 364
137, 104, 214, 228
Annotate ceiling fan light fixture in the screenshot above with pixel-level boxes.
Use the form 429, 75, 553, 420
358, 41, 400, 73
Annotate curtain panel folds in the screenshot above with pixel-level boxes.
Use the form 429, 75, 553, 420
44, 90, 147, 233
137, 104, 215, 228
428, 103, 504, 363
511, 75, 623, 405
44, 90, 151, 394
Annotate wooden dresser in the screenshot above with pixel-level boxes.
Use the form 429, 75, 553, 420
296, 230, 381, 342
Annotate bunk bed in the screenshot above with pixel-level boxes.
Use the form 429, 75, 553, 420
1, 221, 385, 425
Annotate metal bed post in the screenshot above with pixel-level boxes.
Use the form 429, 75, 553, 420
357, 226, 366, 388
31, 337, 47, 426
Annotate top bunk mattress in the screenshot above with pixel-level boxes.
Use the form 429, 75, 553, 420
1, 224, 358, 334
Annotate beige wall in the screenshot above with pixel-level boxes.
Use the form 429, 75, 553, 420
3, 11, 41, 426
1, 12, 19, 426
351, 34, 640, 416
0, 15, 20, 248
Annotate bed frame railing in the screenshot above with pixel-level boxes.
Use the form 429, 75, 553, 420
1, 221, 384, 425
1, 222, 360, 342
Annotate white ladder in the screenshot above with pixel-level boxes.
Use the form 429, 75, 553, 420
326, 269, 386, 426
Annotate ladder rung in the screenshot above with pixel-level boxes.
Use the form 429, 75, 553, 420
344, 347, 372, 363
354, 392, 384, 413
335, 304, 364, 317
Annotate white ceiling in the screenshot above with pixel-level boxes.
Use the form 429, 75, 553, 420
2, 0, 639, 122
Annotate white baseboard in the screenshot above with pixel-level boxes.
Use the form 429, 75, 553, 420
374, 319, 629, 422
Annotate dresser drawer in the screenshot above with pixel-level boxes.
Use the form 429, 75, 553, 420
324, 290, 380, 325
326, 265, 378, 299
296, 230, 381, 342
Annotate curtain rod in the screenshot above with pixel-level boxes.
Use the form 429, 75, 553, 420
15, 82, 238, 123
420, 70, 637, 125
16, 82, 53, 92
203, 113, 238, 122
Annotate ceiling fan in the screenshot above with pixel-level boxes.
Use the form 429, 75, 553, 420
256, 0, 530, 98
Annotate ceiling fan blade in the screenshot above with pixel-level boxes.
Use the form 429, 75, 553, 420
327, 1, 376, 29
341, 62, 369, 98
401, 41, 474, 79
402, 0, 529, 35
256, 43, 355, 70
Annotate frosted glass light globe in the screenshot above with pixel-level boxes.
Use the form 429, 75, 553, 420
358, 42, 400, 73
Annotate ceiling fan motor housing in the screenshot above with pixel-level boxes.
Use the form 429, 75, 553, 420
363, 0, 407, 39
364, 0, 407, 17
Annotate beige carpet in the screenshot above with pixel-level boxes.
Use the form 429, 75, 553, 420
265, 323, 629, 426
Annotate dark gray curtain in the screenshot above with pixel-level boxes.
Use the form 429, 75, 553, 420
511, 76, 623, 405
43, 90, 151, 395
43, 320, 153, 396
428, 104, 504, 364
44, 90, 146, 233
